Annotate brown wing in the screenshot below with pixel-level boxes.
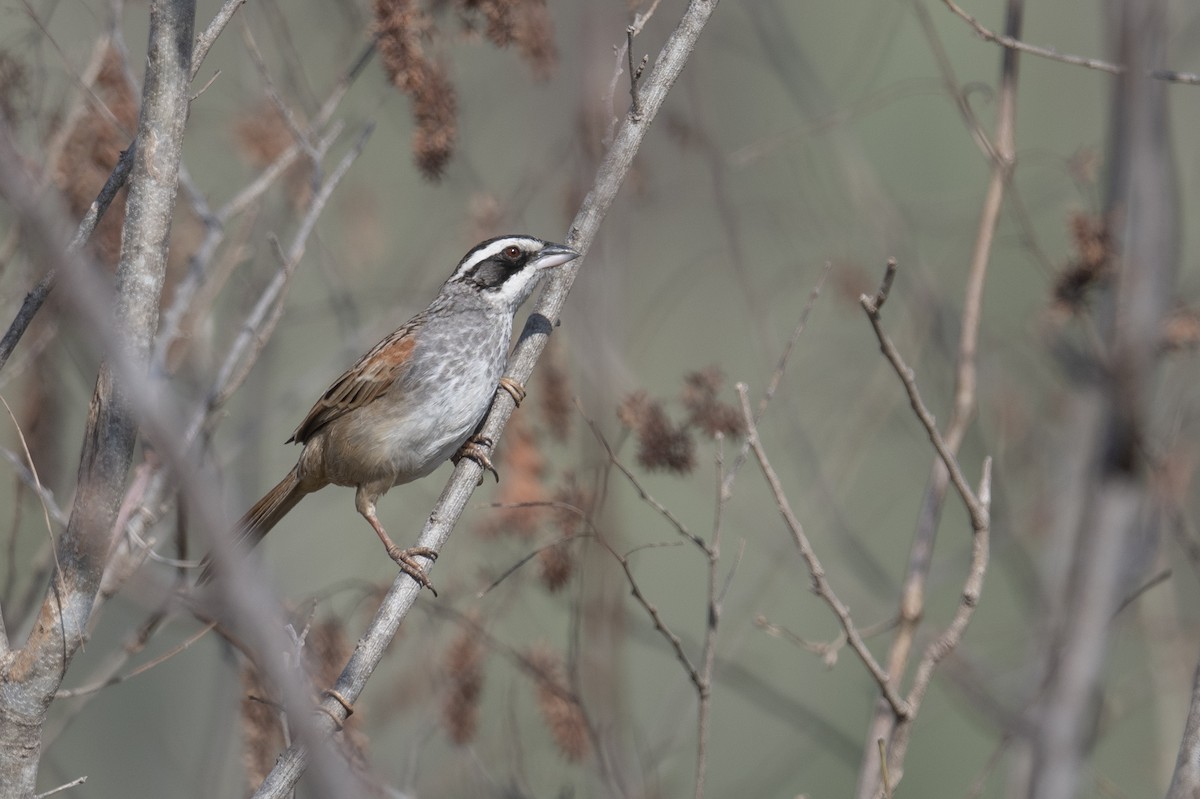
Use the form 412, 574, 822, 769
287, 316, 421, 444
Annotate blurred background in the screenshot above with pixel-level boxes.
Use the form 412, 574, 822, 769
1, 0, 1199, 796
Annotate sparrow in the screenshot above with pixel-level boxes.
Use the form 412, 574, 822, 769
199, 235, 579, 590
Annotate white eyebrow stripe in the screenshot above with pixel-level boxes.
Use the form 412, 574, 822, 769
450, 236, 543, 281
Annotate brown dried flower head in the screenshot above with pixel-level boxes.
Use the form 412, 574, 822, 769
617, 390, 651, 430
537, 541, 573, 592
305, 618, 372, 767
1052, 212, 1113, 313
538, 338, 573, 442
477, 412, 546, 539
635, 400, 696, 474
442, 627, 486, 745
54, 46, 138, 265
551, 471, 591, 535
526, 646, 588, 760
681, 366, 745, 439
617, 390, 695, 474
456, 0, 559, 80
373, 0, 458, 180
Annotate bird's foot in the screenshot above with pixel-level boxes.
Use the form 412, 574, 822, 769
498, 377, 526, 406
454, 435, 498, 485
386, 544, 439, 596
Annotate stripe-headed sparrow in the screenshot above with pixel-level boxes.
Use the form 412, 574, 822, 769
200, 235, 579, 590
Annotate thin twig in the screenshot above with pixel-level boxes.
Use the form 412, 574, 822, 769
757, 613, 898, 666
737, 384, 911, 719
596, 533, 703, 692
721, 262, 832, 492
0, 396, 65, 646
475, 529, 592, 598
203, 122, 363, 422
55, 620, 216, 698
695, 439, 732, 799
579, 400, 707, 551
603, 0, 664, 143
34, 776, 87, 798
190, 0, 247, 78
858, 276, 985, 527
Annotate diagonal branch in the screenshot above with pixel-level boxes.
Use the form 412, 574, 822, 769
249, 2, 724, 795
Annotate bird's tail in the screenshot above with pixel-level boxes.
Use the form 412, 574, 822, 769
197, 468, 307, 584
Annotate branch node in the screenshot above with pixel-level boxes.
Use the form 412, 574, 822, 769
627, 26, 644, 119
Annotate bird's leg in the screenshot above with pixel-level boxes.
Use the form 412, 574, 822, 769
453, 435, 498, 485
498, 376, 526, 406
355, 488, 438, 594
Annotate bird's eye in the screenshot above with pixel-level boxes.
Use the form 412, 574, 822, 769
503, 245, 521, 259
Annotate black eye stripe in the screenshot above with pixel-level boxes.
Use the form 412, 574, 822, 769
461, 252, 531, 289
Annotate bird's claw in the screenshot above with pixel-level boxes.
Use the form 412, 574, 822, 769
454, 436, 499, 485
386, 545, 438, 596
498, 377, 527, 406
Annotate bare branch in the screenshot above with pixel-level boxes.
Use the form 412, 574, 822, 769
737, 384, 911, 720
856, 1, 1020, 793
857, 266, 986, 527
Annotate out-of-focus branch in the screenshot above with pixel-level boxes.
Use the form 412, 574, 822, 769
0, 0, 195, 793
1027, 1, 1179, 796
940, 0, 1199, 84
0, 0, 251, 377
249, 2, 723, 795
1168, 655, 1200, 799
152, 42, 373, 374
